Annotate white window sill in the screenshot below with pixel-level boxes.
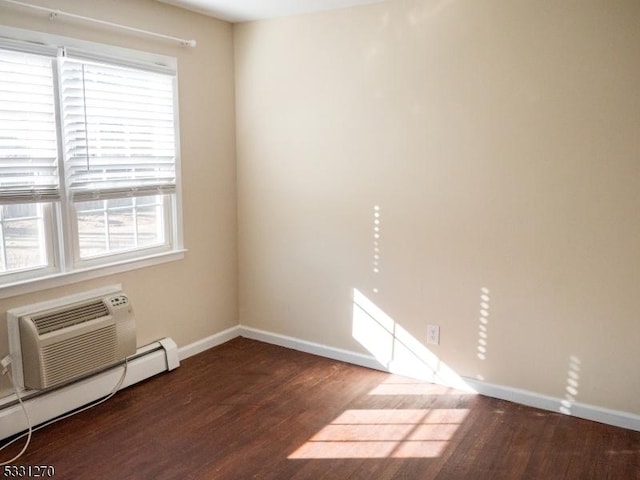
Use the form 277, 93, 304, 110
0, 249, 187, 300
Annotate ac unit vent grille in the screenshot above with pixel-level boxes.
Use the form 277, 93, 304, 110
41, 324, 118, 388
32, 300, 110, 335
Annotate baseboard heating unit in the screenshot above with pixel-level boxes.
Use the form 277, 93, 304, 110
0, 337, 179, 442
1, 285, 179, 442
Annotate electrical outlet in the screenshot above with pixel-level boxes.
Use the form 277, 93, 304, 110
427, 324, 440, 345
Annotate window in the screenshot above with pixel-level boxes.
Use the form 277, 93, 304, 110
0, 33, 183, 292
0, 203, 50, 273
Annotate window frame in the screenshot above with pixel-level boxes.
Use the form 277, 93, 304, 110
0, 26, 185, 299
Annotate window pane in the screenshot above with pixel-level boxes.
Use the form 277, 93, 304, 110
3, 203, 38, 219
0, 204, 47, 273
108, 207, 135, 251
76, 196, 166, 259
76, 200, 104, 213
136, 195, 161, 206
137, 205, 164, 247
108, 197, 134, 209
77, 210, 107, 258
3, 219, 45, 270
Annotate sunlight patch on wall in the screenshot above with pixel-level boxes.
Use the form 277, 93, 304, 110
352, 288, 475, 392
372, 205, 381, 275
372, 205, 381, 294
477, 287, 490, 360
560, 355, 581, 415
352, 287, 395, 362
288, 408, 469, 459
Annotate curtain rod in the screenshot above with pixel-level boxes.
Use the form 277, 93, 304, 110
1, 0, 197, 47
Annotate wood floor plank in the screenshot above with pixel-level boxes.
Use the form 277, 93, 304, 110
1, 337, 639, 479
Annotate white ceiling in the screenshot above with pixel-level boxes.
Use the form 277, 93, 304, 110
156, 0, 385, 23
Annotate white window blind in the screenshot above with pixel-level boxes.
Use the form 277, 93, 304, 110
60, 58, 177, 202
0, 49, 60, 204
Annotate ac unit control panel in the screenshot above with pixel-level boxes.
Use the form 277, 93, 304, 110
109, 295, 129, 308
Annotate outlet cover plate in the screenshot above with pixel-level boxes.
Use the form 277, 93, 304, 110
427, 324, 440, 345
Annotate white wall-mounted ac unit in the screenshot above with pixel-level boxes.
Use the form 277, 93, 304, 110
7, 285, 136, 390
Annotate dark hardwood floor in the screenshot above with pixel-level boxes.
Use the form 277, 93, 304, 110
2, 337, 639, 479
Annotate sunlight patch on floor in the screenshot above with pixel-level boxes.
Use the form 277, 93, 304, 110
368, 377, 467, 396
288, 408, 469, 459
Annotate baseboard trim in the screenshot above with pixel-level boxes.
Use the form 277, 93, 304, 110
178, 325, 241, 361
236, 325, 640, 432
21, 325, 629, 436
464, 378, 640, 432
238, 325, 386, 371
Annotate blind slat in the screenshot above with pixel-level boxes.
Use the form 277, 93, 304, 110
61, 59, 177, 202
0, 49, 60, 204
0, 47, 178, 205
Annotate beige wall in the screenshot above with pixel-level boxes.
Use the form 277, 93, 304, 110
2, 0, 639, 418
235, 0, 640, 414
0, 0, 238, 393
